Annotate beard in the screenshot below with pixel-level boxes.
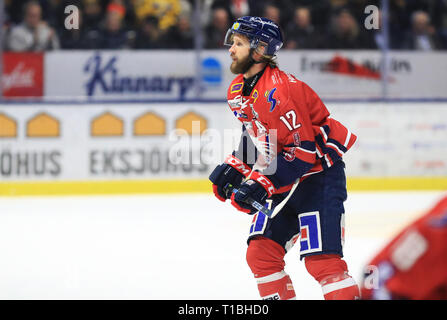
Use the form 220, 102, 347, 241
230, 53, 255, 75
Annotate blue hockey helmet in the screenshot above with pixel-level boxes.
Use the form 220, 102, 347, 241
224, 16, 283, 57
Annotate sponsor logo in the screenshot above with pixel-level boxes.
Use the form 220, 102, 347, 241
230, 83, 243, 93
0, 151, 61, 177
300, 55, 411, 80
293, 132, 301, 147
2, 53, 43, 97
83, 53, 195, 99
3, 63, 35, 91
267, 88, 277, 112
202, 57, 222, 87
262, 293, 280, 300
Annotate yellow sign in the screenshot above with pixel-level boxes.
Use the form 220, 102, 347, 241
91, 112, 124, 137
134, 112, 166, 136
0, 113, 17, 138
175, 111, 207, 135
27, 113, 60, 138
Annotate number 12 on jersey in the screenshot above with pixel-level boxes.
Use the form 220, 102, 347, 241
280, 110, 301, 131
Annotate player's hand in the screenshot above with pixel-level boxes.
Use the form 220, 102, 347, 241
230, 172, 276, 214
209, 155, 251, 202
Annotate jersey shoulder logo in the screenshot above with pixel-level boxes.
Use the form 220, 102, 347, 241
266, 87, 277, 112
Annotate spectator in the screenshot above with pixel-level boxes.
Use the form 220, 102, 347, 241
401, 10, 443, 50
96, 2, 133, 49
205, 7, 231, 48
133, 15, 167, 49
132, 0, 181, 31
432, 0, 447, 48
364, 8, 401, 50
6, 0, 60, 51
295, 0, 331, 30
322, 8, 374, 49
285, 6, 322, 49
230, 0, 250, 19
82, 0, 103, 31
164, 13, 194, 49
262, 3, 281, 26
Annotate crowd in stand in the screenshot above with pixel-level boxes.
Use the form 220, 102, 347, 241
3, 0, 447, 51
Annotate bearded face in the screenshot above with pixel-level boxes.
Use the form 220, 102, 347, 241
228, 34, 256, 75
230, 50, 254, 74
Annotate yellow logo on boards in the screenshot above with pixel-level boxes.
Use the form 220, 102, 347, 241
0, 113, 17, 138
134, 112, 166, 136
91, 112, 124, 137
175, 111, 207, 135
27, 113, 60, 138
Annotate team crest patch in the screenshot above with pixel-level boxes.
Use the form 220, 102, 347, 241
230, 83, 243, 93
283, 147, 296, 162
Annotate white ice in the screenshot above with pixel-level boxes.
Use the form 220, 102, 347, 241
0, 191, 445, 300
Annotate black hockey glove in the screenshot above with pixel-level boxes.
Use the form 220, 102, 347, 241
230, 171, 277, 214
209, 155, 251, 201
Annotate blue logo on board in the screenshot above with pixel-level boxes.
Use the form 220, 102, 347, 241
201, 57, 222, 87
83, 53, 195, 100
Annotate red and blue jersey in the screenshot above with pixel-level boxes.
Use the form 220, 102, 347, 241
227, 65, 357, 194
361, 195, 447, 300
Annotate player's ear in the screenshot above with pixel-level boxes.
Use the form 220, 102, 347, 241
255, 42, 267, 55
252, 43, 267, 61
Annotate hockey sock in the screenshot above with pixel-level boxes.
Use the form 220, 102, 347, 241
304, 254, 360, 300
246, 237, 296, 300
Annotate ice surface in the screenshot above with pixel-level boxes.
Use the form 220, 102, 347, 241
0, 191, 445, 300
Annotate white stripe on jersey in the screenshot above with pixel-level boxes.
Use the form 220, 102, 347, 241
326, 142, 344, 156
320, 127, 328, 142
296, 146, 317, 155
323, 154, 331, 167
343, 129, 352, 148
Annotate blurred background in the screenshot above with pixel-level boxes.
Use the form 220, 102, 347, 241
0, 0, 446, 299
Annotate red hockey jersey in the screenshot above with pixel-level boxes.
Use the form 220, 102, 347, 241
227, 65, 357, 194
361, 195, 447, 300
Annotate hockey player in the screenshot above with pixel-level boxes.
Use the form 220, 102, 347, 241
361, 194, 447, 300
209, 16, 359, 300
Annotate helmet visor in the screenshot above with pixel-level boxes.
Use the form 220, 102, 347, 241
224, 29, 252, 47
223, 29, 235, 47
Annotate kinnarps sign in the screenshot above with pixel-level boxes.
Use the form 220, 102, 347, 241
44, 51, 231, 101
83, 53, 195, 99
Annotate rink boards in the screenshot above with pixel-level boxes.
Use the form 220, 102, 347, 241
1, 102, 447, 195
